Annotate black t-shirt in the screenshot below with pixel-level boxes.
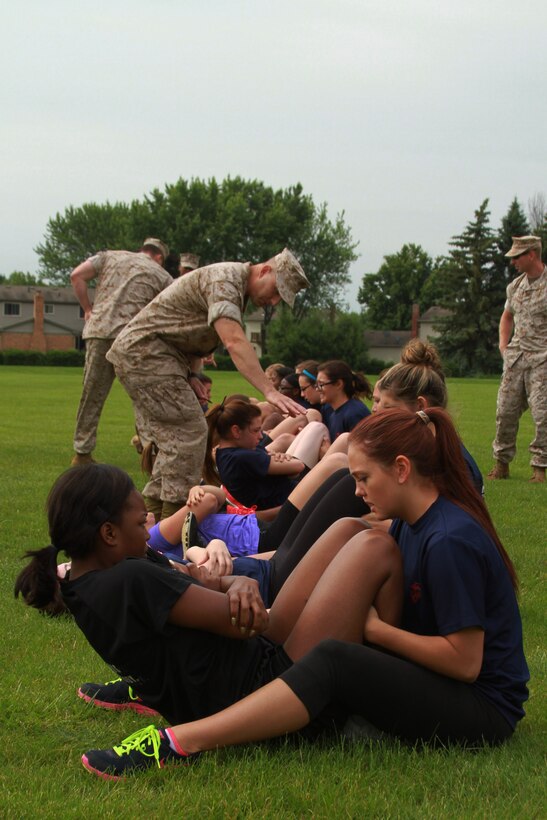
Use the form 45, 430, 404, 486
216, 446, 297, 509
62, 558, 276, 724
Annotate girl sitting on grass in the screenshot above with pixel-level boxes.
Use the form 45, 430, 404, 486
316, 360, 372, 441
79, 407, 528, 780
15, 461, 400, 735
206, 400, 311, 513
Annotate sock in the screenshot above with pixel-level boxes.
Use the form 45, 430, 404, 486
258, 501, 299, 551
164, 727, 190, 757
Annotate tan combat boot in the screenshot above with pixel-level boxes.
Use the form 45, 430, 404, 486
71, 453, 96, 466
486, 461, 509, 480
529, 466, 546, 483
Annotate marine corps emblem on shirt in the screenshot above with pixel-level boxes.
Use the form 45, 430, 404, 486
409, 582, 422, 604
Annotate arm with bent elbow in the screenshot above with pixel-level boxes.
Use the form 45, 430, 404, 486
365, 609, 484, 682
71, 259, 97, 321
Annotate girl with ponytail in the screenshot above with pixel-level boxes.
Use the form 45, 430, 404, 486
316, 360, 372, 441
204, 400, 306, 513
81, 408, 528, 779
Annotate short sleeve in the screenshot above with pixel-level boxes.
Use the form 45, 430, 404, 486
116, 559, 201, 632
202, 272, 245, 327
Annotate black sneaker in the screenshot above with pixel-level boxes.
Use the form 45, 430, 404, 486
181, 511, 200, 557
82, 725, 193, 780
78, 678, 159, 716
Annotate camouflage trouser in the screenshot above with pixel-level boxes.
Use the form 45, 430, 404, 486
492, 350, 547, 467
117, 370, 208, 504
73, 338, 116, 454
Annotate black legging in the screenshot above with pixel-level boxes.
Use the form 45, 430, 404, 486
281, 639, 514, 746
267, 469, 369, 600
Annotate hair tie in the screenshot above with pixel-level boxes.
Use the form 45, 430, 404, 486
416, 410, 430, 425
302, 369, 316, 382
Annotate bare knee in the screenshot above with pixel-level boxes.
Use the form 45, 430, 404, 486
325, 517, 372, 540
348, 528, 401, 563
322, 452, 348, 471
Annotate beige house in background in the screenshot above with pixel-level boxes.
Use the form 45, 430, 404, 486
0, 286, 90, 351
364, 304, 447, 364
0, 285, 267, 357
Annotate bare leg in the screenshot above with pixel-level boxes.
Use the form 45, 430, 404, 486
322, 432, 350, 457
266, 433, 295, 454
171, 678, 308, 753
287, 452, 348, 510
286, 422, 329, 469
170, 529, 403, 753
266, 522, 402, 650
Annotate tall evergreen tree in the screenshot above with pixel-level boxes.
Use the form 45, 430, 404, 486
493, 197, 529, 290
434, 200, 503, 375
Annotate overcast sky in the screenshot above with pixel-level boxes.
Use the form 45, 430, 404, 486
2, 0, 545, 307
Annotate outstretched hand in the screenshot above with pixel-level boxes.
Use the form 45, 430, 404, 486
263, 387, 306, 418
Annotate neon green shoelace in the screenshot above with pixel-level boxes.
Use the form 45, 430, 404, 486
113, 725, 162, 767
104, 677, 139, 702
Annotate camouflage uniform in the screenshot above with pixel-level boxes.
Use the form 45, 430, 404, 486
107, 262, 251, 504
74, 251, 172, 454
492, 266, 547, 467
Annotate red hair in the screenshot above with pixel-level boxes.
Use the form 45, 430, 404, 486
349, 408, 518, 589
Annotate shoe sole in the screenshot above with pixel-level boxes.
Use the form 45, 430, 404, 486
81, 754, 123, 781
81, 753, 167, 781
78, 688, 159, 716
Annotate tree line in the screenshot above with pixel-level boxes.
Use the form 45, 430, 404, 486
2, 180, 545, 375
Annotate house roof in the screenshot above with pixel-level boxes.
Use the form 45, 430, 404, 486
364, 330, 412, 347
0, 285, 94, 303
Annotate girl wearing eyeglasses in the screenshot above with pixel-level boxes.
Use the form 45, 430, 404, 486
316, 360, 372, 440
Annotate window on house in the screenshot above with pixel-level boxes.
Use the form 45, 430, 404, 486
3, 302, 21, 316
45, 303, 54, 314
250, 332, 261, 344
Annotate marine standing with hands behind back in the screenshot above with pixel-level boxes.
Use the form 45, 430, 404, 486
70, 238, 173, 466
488, 235, 547, 483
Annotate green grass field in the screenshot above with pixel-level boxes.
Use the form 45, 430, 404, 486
0, 367, 545, 818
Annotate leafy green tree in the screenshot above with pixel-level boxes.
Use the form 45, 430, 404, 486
35, 178, 358, 318
267, 309, 368, 370
433, 200, 504, 375
0, 271, 45, 285
357, 244, 434, 329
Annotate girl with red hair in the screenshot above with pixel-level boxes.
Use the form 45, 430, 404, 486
82, 407, 529, 779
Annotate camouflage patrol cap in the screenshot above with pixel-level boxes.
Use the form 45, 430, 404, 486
142, 237, 169, 261
273, 248, 310, 308
505, 235, 542, 257
179, 253, 200, 271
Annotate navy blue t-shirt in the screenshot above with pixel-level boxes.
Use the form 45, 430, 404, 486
327, 398, 370, 440
390, 496, 529, 729
216, 446, 297, 510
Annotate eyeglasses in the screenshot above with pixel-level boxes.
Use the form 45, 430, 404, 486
316, 380, 336, 391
